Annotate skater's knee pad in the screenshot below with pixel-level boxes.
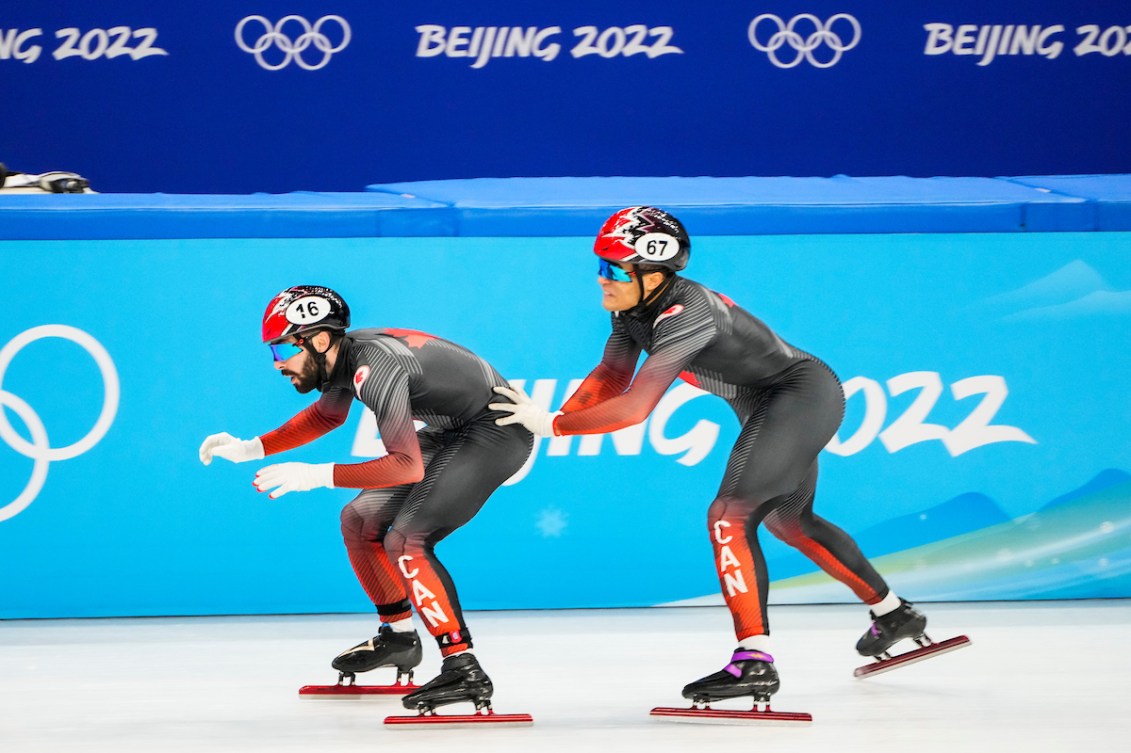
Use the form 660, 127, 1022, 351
708, 496, 772, 533
340, 504, 365, 544
382, 528, 407, 560
707, 496, 738, 527
763, 512, 804, 546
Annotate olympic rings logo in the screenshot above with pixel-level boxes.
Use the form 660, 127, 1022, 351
235, 15, 351, 71
0, 326, 119, 522
748, 13, 861, 69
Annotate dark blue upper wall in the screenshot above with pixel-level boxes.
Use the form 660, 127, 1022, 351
2, 1, 1129, 194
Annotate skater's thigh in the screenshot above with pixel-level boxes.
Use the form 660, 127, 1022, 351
342, 487, 405, 540
342, 429, 447, 539
720, 372, 840, 504
393, 421, 531, 540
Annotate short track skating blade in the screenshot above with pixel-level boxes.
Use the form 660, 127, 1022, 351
854, 634, 971, 678
651, 706, 812, 726
299, 682, 419, 698
384, 710, 533, 727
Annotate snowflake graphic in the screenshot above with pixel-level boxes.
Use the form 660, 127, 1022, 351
536, 507, 568, 538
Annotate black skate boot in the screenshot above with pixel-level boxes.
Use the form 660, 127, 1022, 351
681, 650, 781, 705
856, 599, 928, 657
401, 652, 493, 712
331, 625, 423, 677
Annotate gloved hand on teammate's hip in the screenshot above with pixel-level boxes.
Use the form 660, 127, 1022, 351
199, 433, 265, 465
489, 385, 560, 437
254, 462, 335, 499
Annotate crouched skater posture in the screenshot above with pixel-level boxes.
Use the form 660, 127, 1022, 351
200, 285, 532, 712
490, 208, 930, 705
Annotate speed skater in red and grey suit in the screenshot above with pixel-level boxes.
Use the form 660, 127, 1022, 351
200, 285, 532, 709
489, 207, 929, 703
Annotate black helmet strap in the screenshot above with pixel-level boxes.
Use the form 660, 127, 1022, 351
634, 269, 676, 313
299, 329, 341, 376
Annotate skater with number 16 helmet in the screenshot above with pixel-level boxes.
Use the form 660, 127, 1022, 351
490, 207, 967, 719
200, 285, 534, 721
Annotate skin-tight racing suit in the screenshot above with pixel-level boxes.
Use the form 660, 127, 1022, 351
260, 328, 532, 656
553, 277, 889, 641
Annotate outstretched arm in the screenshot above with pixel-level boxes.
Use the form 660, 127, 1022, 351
329, 370, 424, 489
252, 362, 424, 498
494, 304, 716, 436
554, 339, 700, 435
199, 388, 352, 466
258, 388, 353, 455
559, 328, 641, 412
556, 299, 718, 434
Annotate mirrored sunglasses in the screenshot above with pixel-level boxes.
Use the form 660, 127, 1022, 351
269, 340, 304, 362
598, 258, 634, 283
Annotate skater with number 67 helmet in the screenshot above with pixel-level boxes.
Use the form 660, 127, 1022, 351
200, 285, 534, 725
490, 208, 969, 723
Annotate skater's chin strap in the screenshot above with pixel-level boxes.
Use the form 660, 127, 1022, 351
725, 651, 774, 677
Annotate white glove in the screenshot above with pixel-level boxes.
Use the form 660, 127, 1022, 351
253, 462, 335, 499
489, 386, 561, 437
199, 433, 264, 465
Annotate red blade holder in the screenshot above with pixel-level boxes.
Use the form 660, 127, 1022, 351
651, 704, 812, 725
384, 708, 534, 727
854, 634, 972, 678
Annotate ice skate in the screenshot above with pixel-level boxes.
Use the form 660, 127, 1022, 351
651, 650, 811, 725
385, 653, 533, 727
299, 625, 422, 698
854, 600, 971, 678
332, 625, 423, 675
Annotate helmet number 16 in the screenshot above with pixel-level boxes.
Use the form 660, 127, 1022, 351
285, 296, 330, 325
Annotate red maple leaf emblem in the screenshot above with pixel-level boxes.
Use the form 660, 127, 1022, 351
383, 328, 436, 349
353, 365, 371, 396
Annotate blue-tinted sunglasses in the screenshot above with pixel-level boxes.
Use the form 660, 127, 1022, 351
598, 258, 635, 283
269, 339, 305, 362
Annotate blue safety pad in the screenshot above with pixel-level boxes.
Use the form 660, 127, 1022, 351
1003, 175, 1131, 231
1, 175, 1122, 240
365, 176, 1093, 235
0, 192, 450, 240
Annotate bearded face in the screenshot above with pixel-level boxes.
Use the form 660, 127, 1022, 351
277, 346, 323, 394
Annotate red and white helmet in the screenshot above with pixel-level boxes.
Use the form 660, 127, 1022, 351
261, 285, 350, 344
593, 206, 691, 272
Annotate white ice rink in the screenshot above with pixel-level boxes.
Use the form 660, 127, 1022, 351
2, 600, 1129, 752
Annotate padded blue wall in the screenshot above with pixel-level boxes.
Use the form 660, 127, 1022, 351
1, 176, 1129, 618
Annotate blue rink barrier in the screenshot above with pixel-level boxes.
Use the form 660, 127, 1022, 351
4, 175, 1131, 239
1, 176, 1130, 618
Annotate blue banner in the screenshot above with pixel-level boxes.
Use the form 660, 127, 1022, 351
2, 1, 1129, 193
2, 231, 1129, 618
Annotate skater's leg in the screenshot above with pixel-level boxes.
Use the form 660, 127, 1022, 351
763, 462, 889, 605
688, 363, 844, 701
384, 420, 532, 657
335, 489, 424, 675
708, 365, 844, 642
750, 390, 928, 657
707, 493, 773, 639
340, 489, 413, 622
389, 420, 532, 711
338, 429, 447, 623
331, 433, 452, 675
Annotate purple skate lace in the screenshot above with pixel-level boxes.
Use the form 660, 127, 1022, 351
724, 650, 774, 677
